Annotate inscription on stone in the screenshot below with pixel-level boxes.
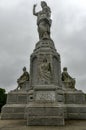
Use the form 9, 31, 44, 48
36, 91, 55, 101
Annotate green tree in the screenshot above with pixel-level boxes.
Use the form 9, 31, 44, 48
0, 88, 7, 112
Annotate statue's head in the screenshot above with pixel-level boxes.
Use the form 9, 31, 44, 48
63, 67, 67, 72
41, 1, 47, 8
43, 58, 47, 63
23, 67, 26, 72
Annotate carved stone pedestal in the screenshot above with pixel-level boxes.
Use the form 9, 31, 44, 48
25, 85, 64, 126
26, 102, 64, 126
26, 36, 65, 125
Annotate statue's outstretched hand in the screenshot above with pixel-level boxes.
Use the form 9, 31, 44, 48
33, 4, 37, 8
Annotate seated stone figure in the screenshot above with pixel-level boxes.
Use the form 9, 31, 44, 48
61, 67, 75, 89
39, 58, 51, 84
16, 67, 29, 90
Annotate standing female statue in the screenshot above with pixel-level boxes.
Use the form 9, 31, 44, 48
33, 1, 52, 40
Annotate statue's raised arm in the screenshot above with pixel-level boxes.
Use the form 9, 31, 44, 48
33, 4, 38, 16
33, 1, 52, 40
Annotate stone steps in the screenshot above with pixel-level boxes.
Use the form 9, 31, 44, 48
27, 116, 64, 126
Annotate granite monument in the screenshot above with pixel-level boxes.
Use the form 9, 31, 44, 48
1, 1, 86, 126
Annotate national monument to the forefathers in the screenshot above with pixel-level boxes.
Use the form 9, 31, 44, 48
1, 1, 86, 126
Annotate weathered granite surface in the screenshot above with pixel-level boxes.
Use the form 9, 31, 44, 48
26, 102, 64, 126
1, 104, 26, 119
1, 90, 27, 119
27, 35, 64, 125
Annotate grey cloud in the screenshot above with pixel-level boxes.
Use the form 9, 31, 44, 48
0, 0, 86, 92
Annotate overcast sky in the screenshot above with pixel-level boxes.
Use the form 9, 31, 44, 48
0, 0, 86, 92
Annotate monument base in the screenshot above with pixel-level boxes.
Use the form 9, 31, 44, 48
63, 88, 86, 119
64, 104, 86, 119
1, 91, 27, 119
64, 89, 86, 104
1, 104, 26, 119
25, 102, 64, 126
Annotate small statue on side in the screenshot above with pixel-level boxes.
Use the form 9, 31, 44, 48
33, 1, 52, 40
61, 67, 76, 89
16, 67, 29, 90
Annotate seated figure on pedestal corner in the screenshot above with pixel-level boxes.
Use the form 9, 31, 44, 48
61, 67, 76, 89
16, 67, 29, 90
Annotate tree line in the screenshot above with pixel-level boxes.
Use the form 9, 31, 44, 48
0, 88, 7, 112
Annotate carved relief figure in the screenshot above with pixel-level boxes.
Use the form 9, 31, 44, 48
39, 58, 51, 84
33, 1, 52, 40
17, 67, 29, 90
61, 67, 75, 88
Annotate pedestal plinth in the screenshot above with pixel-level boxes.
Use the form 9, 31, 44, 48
25, 85, 64, 126
1, 91, 27, 119
26, 102, 64, 126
